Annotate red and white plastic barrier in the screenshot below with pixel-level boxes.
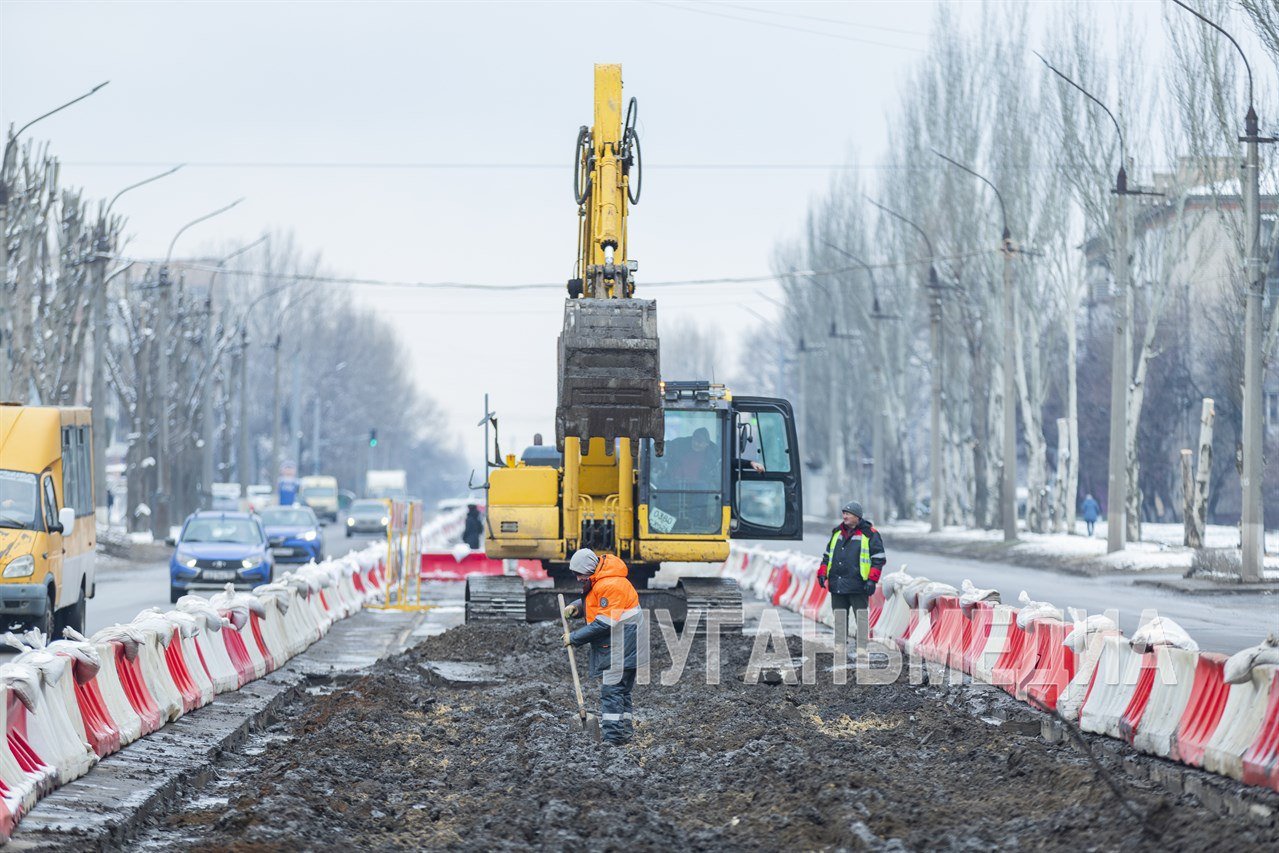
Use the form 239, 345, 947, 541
0, 542, 389, 841
720, 540, 1279, 794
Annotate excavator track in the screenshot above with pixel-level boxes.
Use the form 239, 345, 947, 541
556, 298, 663, 453
464, 575, 528, 623
677, 577, 743, 633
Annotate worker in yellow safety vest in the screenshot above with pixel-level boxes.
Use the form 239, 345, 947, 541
816, 501, 886, 656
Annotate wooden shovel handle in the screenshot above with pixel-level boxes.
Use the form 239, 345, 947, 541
557, 593, 589, 718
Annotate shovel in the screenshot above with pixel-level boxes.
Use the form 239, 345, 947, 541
558, 593, 601, 740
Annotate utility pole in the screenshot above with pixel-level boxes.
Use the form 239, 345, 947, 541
290, 348, 302, 474
927, 278, 943, 532
90, 222, 109, 514
155, 263, 173, 537
1037, 54, 1144, 555
1107, 183, 1132, 555
271, 332, 282, 488
828, 357, 844, 515
238, 327, 251, 492
821, 242, 901, 522
1240, 102, 1274, 582
1001, 236, 1017, 541
871, 410, 885, 521
869, 199, 943, 532
1172, 0, 1278, 580
200, 292, 216, 506
158, 198, 244, 534
93, 164, 182, 516
312, 396, 322, 475
932, 151, 1018, 541
200, 234, 265, 507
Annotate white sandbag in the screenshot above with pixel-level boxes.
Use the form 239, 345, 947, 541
915, 582, 959, 611
878, 569, 913, 600
959, 579, 1000, 609
1015, 590, 1063, 629
1129, 616, 1198, 654
1064, 611, 1119, 654
1224, 634, 1279, 684
900, 577, 936, 609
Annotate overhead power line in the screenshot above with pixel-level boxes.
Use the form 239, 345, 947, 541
66, 161, 916, 171
104, 248, 997, 292
62, 160, 1060, 172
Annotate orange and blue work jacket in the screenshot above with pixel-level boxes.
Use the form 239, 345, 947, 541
568, 553, 646, 680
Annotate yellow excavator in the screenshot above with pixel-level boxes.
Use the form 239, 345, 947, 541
466, 64, 804, 624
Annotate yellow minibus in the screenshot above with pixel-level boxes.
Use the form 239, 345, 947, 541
0, 404, 95, 634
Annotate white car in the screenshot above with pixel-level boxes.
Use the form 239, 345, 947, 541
245, 484, 276, 513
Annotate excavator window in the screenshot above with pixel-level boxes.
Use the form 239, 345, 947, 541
729, 397, 803, 539
737, 410, 792, 473
645, 410, 726, 535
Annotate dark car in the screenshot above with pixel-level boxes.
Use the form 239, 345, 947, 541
259, 505, 323, 565
168, 511, 273, 603
345, 499, 390, 537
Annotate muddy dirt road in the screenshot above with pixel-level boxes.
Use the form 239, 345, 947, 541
136, 621, 1277, 851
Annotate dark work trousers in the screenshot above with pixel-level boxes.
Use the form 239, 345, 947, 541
829, 592, 870, 655
599, 668, 637, 744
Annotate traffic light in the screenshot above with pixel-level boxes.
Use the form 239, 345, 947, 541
369, 428, 378, 448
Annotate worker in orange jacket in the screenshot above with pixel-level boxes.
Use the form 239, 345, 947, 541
562, 548, 646, 745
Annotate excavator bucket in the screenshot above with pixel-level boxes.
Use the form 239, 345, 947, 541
556, 298, 663, 454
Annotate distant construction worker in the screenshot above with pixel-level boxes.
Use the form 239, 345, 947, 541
816, 501, 886, 657
461, 504, 483, 550
561, 548, 645, 745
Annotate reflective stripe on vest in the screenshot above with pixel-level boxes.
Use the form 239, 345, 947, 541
826, 529, 871, 581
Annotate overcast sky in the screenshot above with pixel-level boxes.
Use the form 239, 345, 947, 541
2, 0, 1169, 471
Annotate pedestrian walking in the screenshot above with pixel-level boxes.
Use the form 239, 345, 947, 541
1081, 494, 1100, 537
461, 503, 483, 550
561, 548, 646, 745
817, 500, 885, 659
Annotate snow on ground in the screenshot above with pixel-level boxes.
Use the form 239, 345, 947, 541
881, 519, 1279, 577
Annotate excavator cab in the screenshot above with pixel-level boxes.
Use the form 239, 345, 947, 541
638, 384, 802, 544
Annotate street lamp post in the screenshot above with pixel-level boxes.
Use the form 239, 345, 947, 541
91, 164, 183, 516
933, 150, 1019, 542
155, 198, 244, 535
271, 332, 283, 492
233, 277, 287, 494
239, 326, 251, 491
1171, 0, 1275, 580
0, 81, 109, 400
869, 199, 945, 532
199, 235, 268, 507
1038, 53, 1140, 555
803, 273, 847, 517
822, 241, 900, 521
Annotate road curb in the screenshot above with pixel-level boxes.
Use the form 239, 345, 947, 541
1131, 578, 1279, 596
10, 608, 432, 852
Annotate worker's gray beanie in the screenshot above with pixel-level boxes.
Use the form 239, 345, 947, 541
842, 500, 865, 518
569, 548, 599, 576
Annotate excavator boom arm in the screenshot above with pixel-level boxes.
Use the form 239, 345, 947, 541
557, 63, 663, 453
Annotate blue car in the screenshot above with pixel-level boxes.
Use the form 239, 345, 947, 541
168, 511, 273, 603
258, 505, 324, 565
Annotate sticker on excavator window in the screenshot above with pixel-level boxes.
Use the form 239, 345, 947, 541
649, 506, 676, 533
